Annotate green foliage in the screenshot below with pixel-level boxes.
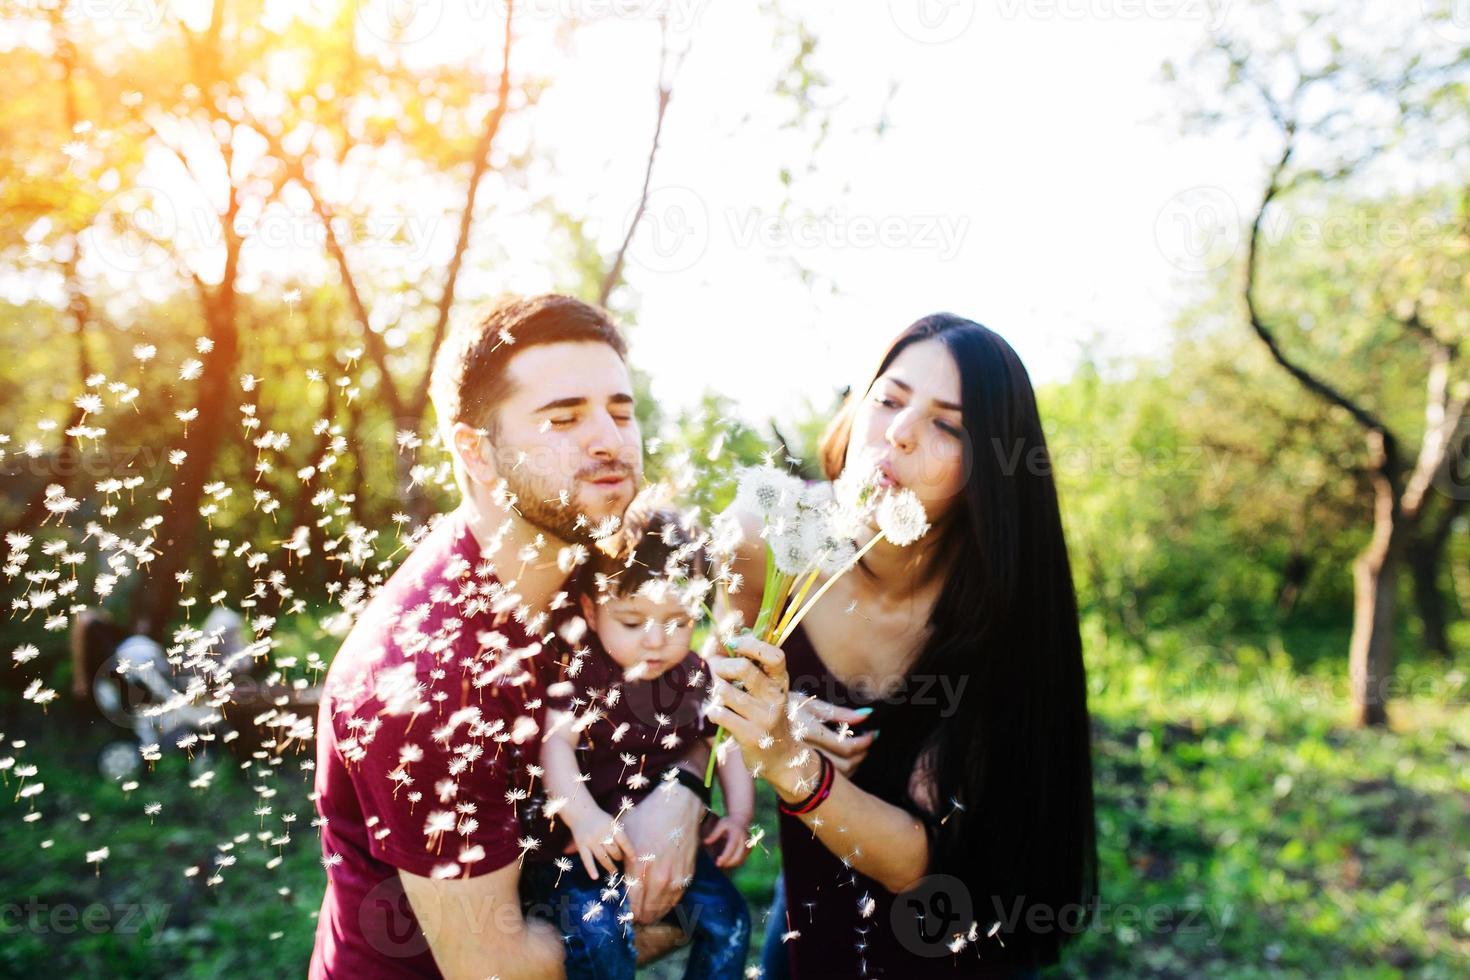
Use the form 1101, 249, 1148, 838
6, 618, 1467, 977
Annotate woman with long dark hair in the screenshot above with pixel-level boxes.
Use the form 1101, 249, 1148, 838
707, 313, 1098, 978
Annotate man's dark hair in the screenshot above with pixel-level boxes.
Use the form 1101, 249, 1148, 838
430, 293, 627, 442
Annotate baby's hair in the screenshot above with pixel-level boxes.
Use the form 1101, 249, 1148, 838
584, 494, 709, 603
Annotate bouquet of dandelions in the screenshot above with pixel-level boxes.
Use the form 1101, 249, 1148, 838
704, 461, 931, 785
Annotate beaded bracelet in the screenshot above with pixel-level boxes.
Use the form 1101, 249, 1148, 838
778, 752, 835, 817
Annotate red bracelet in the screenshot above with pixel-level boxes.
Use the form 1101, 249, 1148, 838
779, 753, 835, 817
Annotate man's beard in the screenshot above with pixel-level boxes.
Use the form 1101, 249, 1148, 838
501, 460, 637, 545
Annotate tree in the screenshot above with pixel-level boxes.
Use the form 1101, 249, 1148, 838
1166, 1, 1470, 724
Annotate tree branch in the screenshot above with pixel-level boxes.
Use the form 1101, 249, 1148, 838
598, 17, 690, 308
1243, 137, 1400, 470
410, 0, 518, 423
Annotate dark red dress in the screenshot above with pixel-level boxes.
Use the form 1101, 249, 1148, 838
774, 624, 1048, 978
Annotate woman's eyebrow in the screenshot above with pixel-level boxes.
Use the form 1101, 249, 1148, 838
884, 375, 962, 413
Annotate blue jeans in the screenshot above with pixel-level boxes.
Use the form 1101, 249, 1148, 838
528, 849, 750, 980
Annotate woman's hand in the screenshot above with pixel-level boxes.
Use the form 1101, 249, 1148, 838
707, 634, 819, 798
788, 695, 875, 777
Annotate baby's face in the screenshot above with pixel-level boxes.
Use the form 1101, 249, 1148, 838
590, 592, 695, 680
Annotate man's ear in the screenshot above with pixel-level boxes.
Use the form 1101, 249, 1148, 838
452, 421, 498, 485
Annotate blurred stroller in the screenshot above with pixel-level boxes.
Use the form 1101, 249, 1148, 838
74, 607, 250, 779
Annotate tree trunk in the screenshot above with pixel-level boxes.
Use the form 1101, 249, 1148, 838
1348, 459, 1402, 728
137, 290, 240, 638
1407, 535, 1451, 661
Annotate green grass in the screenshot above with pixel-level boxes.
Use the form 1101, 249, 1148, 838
1061, 619, 1470, 978
2, 615, 1468, 977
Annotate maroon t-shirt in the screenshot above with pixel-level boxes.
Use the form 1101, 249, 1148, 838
535, 634, 716, 855
309, 506, 554, 979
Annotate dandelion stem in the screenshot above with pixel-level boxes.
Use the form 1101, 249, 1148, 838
773, 565, 823, 640
777, 532, 887, 647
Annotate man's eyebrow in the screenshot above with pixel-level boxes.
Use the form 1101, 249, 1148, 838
532, 396, 587, 413
531, 392, 636, 413
882, 376, 961, 413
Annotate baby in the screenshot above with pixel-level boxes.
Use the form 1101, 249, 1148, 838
539, 501, 753, 979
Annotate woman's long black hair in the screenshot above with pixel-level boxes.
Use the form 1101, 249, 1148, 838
819, 313, 1098, 965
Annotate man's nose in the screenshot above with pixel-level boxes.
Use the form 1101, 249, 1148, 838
585, 409, 627, 461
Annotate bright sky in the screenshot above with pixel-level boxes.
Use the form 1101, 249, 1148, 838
8, 0, 1286, 425
489, 0, 1273, 420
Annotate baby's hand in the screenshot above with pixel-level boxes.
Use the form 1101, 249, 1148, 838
702, 814, 751, 869
567, 802, 635, 880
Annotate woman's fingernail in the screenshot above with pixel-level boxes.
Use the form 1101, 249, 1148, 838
871, 729, 881, 740
855, 707, 874, 717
